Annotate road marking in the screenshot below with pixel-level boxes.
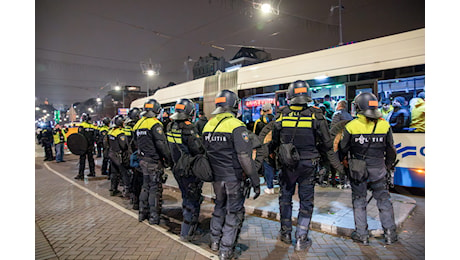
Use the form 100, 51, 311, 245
43, 162, 217, 259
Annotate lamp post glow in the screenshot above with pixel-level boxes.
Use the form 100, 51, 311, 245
261, 3, 271, 13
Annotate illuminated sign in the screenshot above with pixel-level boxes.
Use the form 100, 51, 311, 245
118, 108, 129, 115
244, 99, 274, 108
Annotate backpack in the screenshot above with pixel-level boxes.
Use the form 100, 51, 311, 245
192, 116, 231, 182
277, 113, 301, 169
170, 123, 194, 178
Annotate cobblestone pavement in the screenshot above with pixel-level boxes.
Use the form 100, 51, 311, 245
35, 150, 424, 259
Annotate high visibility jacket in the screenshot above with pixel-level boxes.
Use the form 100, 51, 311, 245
133, 116, 171, 164
107, 128, 129, 153
272, 105, 332, 160
410, 98, 425, 133
202, 112, 255, 182
167, 120, 204, 164
78, 121, 97, 146
97, 125, 109, 143
380, 105, 394, 121
253, 114, 275, 135
340, 114, 397, 182
53, 129, 67, 144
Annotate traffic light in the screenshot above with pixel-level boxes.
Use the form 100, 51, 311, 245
54, 110, 60, 123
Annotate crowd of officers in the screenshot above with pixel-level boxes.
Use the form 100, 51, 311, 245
44, 79, 399, 260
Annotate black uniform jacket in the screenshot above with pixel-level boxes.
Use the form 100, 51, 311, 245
133, 116, 172, 165
270, 105, 333, 160
166, 120, 205, 163
340, 114, 397, 182
202, 112, 256, 183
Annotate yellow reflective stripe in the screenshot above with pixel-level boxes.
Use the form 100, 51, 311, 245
283, 116, 312, 121
167, 132, 181, 137
282, 120, 312, 128
167, 136, 182, 144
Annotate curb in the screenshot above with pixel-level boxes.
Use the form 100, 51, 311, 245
162, 184, 417, 238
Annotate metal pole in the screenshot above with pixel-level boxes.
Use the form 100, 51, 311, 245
338, 0, 343, 45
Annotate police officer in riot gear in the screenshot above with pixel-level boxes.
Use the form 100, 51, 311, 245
270, 80, 344, 251
133, 99, 172, 225
166, 98, 206, 241
75, 113, 97, 179
124, 107, 143, 210
125, 107, 143, 209
203, 89, 260, 260
107, 115, 131, 196
340, 92, 398, 245
99, 117, 111, 176
39, 122, 54, 161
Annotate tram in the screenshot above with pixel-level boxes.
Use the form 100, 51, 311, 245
131, 28, 425, 188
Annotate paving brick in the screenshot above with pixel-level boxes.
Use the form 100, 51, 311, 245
36, 153, 424, 260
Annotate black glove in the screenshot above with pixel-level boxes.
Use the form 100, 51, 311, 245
252, 185, 261, 200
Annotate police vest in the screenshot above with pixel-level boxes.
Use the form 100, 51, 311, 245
202, 112, 251, 181
344, 114, 391, 163
132, 117, 164, 160
108, 128, 127, 153
53, 129, 66, 144
79, 122, 97, 144
277, 105, 320, 159
167, 121, 195, 163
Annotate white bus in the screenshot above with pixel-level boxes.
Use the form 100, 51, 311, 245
131, 28, 425, 188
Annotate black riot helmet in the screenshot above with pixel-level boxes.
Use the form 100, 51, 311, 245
125, 107, 141, 125
352, 92, 382, 119
171, 98, 195, 120
287, 80, 311, 105
102, 117, 111, 126
143, 99, 162, 117
212, 89, 239, 115
112, 115, 124, 128
128, 107, 141, 121
80, 113, 90, 122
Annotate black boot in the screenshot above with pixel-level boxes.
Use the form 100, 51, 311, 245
218, 250, 234, 260
278, 228, 292, 245
138, 212, 149, 222
149, 214, 160, 225
295, 235, 312, 251
210, 241, 219, 251
74, 174, 84, 180
351, 231, 369, 245
384, 228, 398, 245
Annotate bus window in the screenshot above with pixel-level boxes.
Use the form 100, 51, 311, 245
378, 76, 425, 133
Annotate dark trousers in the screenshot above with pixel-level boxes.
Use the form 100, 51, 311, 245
44, 143, 53, 160
79, 147, 95, 175
279, 160, 316, 239
139, 160, 163, 220
174, 173, 203, 238
351, 178, 396, 236
131, 168, 144, 206
101, 156, 110, 175
110, 158, 128, 192
210, 180, 245, 254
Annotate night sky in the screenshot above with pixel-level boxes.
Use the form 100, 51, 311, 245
35, 0, 425, 107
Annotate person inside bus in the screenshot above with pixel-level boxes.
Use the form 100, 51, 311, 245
194, 111, 208, 136
253, 103, 277, 194
253, 103, 275, 135
380, 98, 393, 121
388, 96, 411, 133
409, 92, 425, 132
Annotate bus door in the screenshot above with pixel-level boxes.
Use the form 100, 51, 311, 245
345, 79, 378, 112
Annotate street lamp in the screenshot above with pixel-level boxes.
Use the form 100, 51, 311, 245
140, 59, 160, 96
330, 0, 344, 46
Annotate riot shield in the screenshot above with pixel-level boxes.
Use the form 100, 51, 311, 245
67, 133, 88, 155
